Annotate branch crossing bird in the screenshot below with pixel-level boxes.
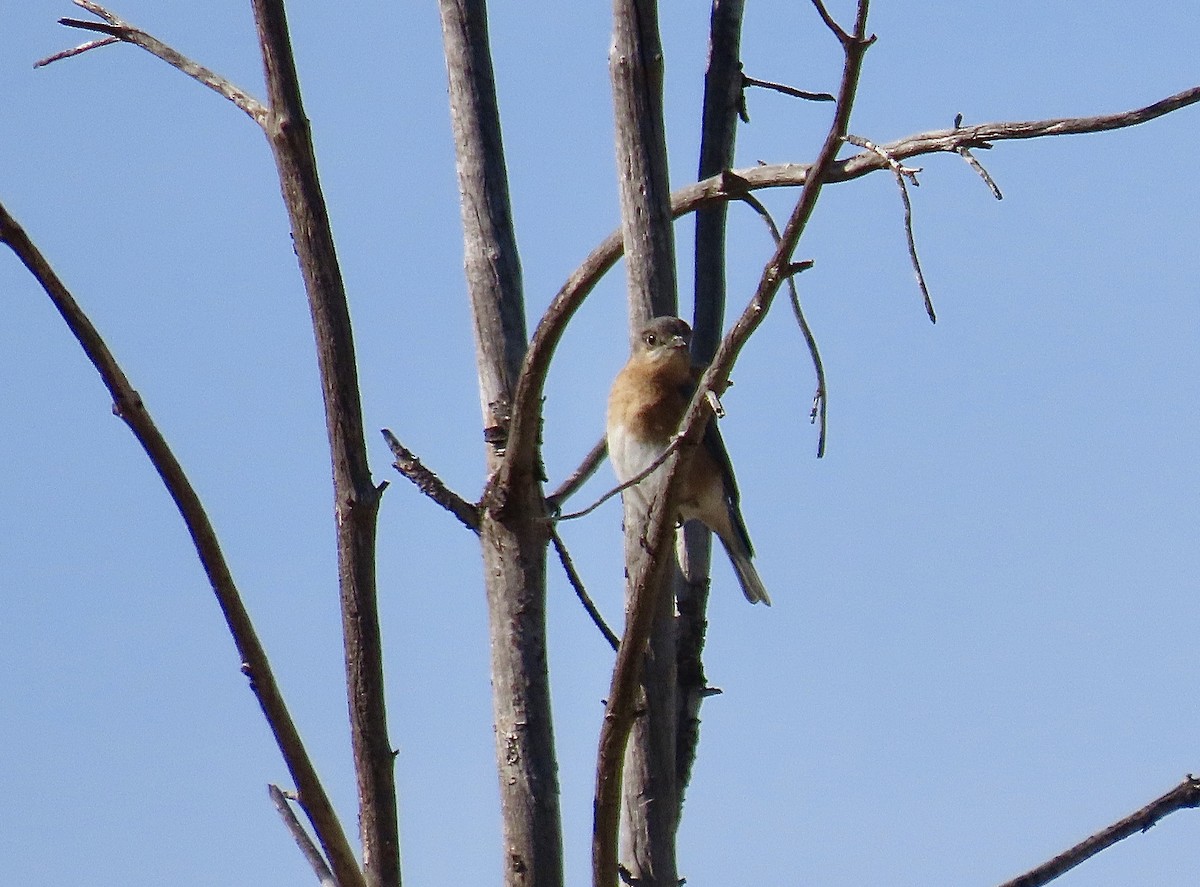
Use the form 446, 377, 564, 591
606, 316, 771, 605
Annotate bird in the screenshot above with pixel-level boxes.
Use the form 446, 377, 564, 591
606, 315, 771, 605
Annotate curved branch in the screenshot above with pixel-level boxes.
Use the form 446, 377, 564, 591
501, 84, 1200, 503
0, 201, 363, 887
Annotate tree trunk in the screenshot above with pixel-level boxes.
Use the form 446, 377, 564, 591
439, 2, 565, 885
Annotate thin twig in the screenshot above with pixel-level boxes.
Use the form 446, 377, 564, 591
846, 132, 936, 323
555, 434, 686, 523
42, 1, 267, 124
548, 526, 619, 651
547, 436, 608, 509
0, 201, 366, 887
737, 192, 828, 457
382, 429, 480, 533
996, 775, 1200, 887
268, 785, 337, 887
954, 113, 1003, 199
742, 73, 834, 103
33, 35, 119, 67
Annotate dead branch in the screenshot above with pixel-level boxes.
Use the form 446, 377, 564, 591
503, 85, 1200, 507
592, 3, 874, 884
0, 201, 364, 887
549, 527, 619, 651
268, 784, 337, 887
996, 775, 1200, 887
547, 436, 609, 509
845, 132, 936, 323
382, 429, 480, 533
741, 73, 835, 104
45, 1, 267, 123
953, 113, 1003, 199
437, 2, 565, 884
736, 192, 827, 456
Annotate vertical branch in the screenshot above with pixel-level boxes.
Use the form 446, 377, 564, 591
439, 2, 565, 886
248, 3, 397, 886
606, 0, 680, 884
677, 0, 746, 806
596, 4, 874, 886
611, 0, 678, 330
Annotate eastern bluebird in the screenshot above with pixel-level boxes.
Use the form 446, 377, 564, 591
606, 316, 771, 605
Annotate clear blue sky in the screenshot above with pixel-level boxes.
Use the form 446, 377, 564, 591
3, 2, 1198, 885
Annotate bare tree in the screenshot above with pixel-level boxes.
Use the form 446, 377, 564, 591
5, 2, 1200, 887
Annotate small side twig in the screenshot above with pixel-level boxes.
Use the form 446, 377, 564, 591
996, 775, 1200, 887
737, 192, 828, 457
40, 1, 267, 124
742, 73, 835, 104
548, 526, 619, 651
33, 35, 119, 67
845, 132, 937, 323
546, 435, 608, 510
268, 784, 336, 887
954, 113, 1003, 199
381, 429, 480, 533
554, 433, 687, 523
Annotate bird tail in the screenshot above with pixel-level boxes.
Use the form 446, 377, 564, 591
720, 537, 772, 606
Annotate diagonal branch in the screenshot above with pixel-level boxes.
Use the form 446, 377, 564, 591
549, 526, 619, 651
593, 4, 875, 885
501, 84, 1200, 510
996, 775, 1200, 887
45, 1, 267, 124
0, 200, 364, 887
269, 784, 337, 887
382, 429, 480, 533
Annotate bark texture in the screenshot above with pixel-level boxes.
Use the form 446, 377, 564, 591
439, 3, 564, 886
250, 2, 397, 885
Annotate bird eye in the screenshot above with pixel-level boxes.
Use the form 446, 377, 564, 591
645, 333, 657, 346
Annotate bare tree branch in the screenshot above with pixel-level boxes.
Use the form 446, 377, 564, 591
45, 1, 268, 123
269, 784, 337, 887
437, 2, 565, 885
0, 200, 366, 887
547, 436, 609, 509
736, 192, 827, 457
741, 73, 834, 104
845, 132, 936, 323
593, 5, 875, 885
954, 114, 1003, 199
677, 0, 747, 809
606, 0, 683, 877
382, 429, 480, 533
548, 527, 619, 651
997, 775, 1200, 887
503, 85, 1200, 506
248, 1, 398, 883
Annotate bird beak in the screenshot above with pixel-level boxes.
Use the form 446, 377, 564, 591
668, 335, 688, 350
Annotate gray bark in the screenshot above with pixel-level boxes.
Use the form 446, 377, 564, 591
439, 3, 564, 886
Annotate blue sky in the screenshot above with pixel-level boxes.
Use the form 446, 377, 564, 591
3, 2, 1198, 885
